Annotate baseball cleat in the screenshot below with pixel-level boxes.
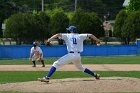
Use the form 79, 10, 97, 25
95, 73, 100, 80
42, 65, 45, 67
38, 77, 49, 83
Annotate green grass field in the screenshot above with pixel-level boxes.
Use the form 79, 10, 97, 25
0, 56, 140, 65
0, 71, 140, 84
0, 92, 24, 93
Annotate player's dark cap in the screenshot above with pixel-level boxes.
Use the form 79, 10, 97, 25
33, 42, 38, 47
66, 26, 77, 33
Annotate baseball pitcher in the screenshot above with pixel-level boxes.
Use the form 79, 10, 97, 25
38, 26, 100, 83
29, 42, 45, 67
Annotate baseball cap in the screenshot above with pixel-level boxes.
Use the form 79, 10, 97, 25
66, 26, 77, 31
33, 42, 37, 46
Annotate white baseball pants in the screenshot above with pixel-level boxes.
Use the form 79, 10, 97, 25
52, 53, 86, 72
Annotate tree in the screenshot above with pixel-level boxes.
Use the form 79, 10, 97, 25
49, 8, 69, 44
70, 9, 104, 44
70, 9, 85, 33
122, 11, 140, 44
0, 1, 18, 37
50, 8, 69, 35
33, 11, 50, 43
0, 20, 2, 38
114, 10, 128, 44
5, 12, 50, 44
0, 0, 36, 38
5, 13, 35, 44
126, 0, 140, 12
71, 9, 103, 37
89, 12, 104, 38
5, 13, 45, 44
46, 0, 124, 20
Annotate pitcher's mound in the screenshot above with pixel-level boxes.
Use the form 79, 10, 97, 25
0, 77, 140, 93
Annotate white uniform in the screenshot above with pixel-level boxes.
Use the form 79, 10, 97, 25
52, 33, 91, 72
30, 46, 43, 61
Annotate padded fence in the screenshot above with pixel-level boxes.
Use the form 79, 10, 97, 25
136, 39, 140, 55
0, 44, 138, 59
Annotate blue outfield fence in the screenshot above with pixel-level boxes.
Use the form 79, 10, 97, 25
136, 39, 140, 55
0, 39, 140, 59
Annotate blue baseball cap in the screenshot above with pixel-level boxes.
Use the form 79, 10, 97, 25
66, 26, 77, 32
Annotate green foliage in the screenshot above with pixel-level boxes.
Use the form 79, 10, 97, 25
126, 0, 140, 12
0, 0, 17, 21
33, 11, 50, 43
0, 0, 42, 38
114, 10, 128, 43
89, 12, 104, 37
48, 8, 69, 45
0, 0, 124, 41
5, 13, 37, 44
70, 9, 104, 37
4, 12, 50, 44
0, 23, 2, 38
49, 8, 69, 35
0, 0, 39, 22
70, 9, 84, 32
78, 0, 106, 14
65, 12, 75, 21
0, 0, 18, 38
122, 11, 140, 43
45, 0, 124, 19
9, 0, 41, 12
46, 7, 64, 17
114, 10, 127, 37
46, 0, 74, 11
115, 0, 140, 44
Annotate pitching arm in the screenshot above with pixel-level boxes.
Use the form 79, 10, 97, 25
88, 34, 100, 44
45, 34, 61, 45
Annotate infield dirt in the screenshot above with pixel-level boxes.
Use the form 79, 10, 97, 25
0, 64, 140, 71
0, 77, 140, 93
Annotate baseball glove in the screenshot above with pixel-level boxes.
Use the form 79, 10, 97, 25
29, 58, 32, 61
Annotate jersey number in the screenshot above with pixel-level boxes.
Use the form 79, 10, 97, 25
72, 38, 77, 44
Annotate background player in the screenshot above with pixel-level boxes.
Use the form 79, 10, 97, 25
29, 42, 45, 67
38, 26, 100, 82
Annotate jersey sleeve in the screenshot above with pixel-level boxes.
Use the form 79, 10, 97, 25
61, 33, 67, 40
80, 34, 91, 40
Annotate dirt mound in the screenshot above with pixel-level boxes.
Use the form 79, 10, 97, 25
0, 77, 140, 93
